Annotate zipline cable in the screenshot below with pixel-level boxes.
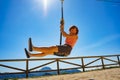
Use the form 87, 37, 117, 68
60, 0, 64, 45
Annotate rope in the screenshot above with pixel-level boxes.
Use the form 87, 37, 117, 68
60, 0, 64, 45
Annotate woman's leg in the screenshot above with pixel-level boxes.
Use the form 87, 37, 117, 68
29, 38, 58, 53
29, 52, 52, 57
25, 48, 55, 57
33, 46, 58, 53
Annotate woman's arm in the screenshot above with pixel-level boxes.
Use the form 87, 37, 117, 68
60, 24, 69, 37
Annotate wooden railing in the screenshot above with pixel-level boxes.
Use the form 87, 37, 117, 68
0, 54, 120, 78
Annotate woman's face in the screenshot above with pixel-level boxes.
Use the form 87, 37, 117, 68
70, 28, 77, 34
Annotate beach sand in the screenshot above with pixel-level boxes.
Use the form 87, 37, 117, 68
20, 68, 120, 80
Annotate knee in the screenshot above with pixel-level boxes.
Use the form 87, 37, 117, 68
49, 46, 55, 50
49, 46, 58, 52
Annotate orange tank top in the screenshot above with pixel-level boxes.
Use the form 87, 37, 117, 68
65, 36, 78, 48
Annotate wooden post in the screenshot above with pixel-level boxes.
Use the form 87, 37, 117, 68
81, 58, 85, 72
117, 56, 120, 67
56, 59, 60, 75
101, 56, 105, 69
26, 60, 29, 78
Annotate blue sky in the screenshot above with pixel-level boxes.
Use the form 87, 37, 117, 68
0, 0, 120, 60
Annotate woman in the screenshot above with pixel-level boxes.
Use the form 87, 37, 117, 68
24, 21, 79, 58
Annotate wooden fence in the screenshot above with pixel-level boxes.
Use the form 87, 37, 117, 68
0, 54, 120, 78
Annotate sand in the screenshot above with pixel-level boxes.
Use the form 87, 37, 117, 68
20, 68, 120, 80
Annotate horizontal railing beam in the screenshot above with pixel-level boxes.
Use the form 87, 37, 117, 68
0, 54, 120, 62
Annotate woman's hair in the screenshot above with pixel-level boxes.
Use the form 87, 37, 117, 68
69, 25, 79, 35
